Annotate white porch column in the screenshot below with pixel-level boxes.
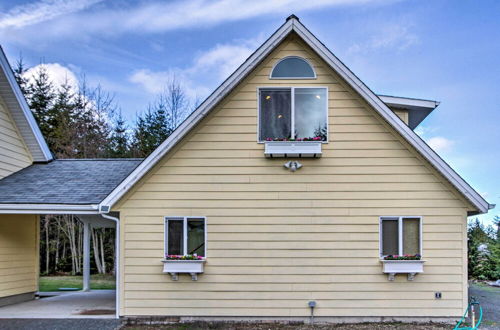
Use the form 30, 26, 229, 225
83, 221, 91, 292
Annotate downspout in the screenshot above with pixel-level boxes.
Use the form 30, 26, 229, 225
100, 212, 120, 319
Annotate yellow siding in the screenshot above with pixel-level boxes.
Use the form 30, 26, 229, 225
0, 97, 32, 178
393, 108, 409, 125
117, 35, 469, 319
0, 214, 39, 298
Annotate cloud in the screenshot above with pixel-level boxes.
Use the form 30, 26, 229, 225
348, 21, 419, 54
0, 0, 103, 29
0, 0, 393, 43
129, 69, 171, 95
129, 37, 262, 100
23, 63, 80, 92
426, 136, 455, 153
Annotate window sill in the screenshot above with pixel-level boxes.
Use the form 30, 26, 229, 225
264, 141, 322, 158
380, 259, 425, 281
161, 259, 206, 281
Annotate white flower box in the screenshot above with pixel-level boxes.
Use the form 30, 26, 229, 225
381, 259, 425, 281
162, 259, 206, 281
264, 141, 322, 158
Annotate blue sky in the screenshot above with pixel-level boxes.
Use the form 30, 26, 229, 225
0, 0, 498, 225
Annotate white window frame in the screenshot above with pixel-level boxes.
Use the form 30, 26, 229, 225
257, 86, 329, 143
379, 216, 422, 258
269, 56, 317, 79
164, 216, 207, 257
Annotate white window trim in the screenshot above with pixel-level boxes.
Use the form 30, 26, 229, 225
269, 56, 317, 79
164, 216, 207, 257
257, 86, 329, 143
379, 216, 422, 258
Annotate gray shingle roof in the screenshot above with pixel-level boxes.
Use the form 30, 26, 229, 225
0, 159, 143, 205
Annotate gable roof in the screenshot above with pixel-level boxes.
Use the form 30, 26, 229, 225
0, 47, 53, 162
0, 159, 142, 213
97, 16, 490, 215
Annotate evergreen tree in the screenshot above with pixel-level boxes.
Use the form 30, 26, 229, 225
13, 55, 28, 95
108, 110, 130, 157
468, 218, 498, 280
25, 65, 56, 138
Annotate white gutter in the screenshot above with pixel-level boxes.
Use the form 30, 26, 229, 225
100, 212, 120, 319
0, 204, 99, 214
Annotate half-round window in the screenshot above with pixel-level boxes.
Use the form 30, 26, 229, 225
270, 56, 316, 79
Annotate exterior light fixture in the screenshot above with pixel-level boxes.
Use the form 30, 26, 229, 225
284, 161, 302, 172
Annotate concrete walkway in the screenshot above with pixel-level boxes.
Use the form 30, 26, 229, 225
0, 290, 115, 319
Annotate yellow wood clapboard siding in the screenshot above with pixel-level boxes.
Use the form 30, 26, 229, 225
0, 214, 39, 298
117, 35, 469, 318
0, 99, 32, 178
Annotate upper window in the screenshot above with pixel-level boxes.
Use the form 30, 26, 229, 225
259, 87, 328, 142
380, 217, 421, 257
165, 217, 206, 257
270, 56, 316, 79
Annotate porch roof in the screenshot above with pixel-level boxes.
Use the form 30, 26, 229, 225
0, 159, 142, 205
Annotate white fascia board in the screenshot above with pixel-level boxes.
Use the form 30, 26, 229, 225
0, 47, 53, 162
378, 95, 440, 110
99, 20, 295, 210
290, 19, 489, 214
100, 17, 489, 214
0, 203, 99, 214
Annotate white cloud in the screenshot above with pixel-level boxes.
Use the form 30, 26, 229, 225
23, 63, 79, 93
426, 136, 454, 153
0, 0, 103, 29
190, 43, 255, 80
0, 0, 393, 43
348, 21, 419, 54
128, 37, 263, 100
129, 69, 171, 95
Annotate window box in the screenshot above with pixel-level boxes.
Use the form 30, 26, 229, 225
381, 259, 425, 281
162, 259, 206, 281
264, 141, 322, 158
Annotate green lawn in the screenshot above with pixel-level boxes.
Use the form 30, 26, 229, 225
39, 274, 116, 292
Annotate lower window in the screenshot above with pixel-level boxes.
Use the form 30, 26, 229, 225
380, 216, 421, 257
165, 217, 206, 257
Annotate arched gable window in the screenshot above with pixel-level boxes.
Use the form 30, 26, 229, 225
270, 56, 316, 79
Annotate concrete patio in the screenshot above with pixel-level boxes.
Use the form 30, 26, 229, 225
0, 290, 116, 319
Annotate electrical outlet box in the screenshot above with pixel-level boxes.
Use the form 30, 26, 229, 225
435, 292, 442, 299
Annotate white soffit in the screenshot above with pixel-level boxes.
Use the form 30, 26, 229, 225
99, 16, 491, 214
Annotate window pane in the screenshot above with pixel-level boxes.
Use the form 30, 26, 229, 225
271, 57, 315, 78
167, 220, 183, 255
294, 88, 327, 141
187, 218, 205, 257
382, 220, 399, 255
403, 218, 420, 255
259, 89, 291, 140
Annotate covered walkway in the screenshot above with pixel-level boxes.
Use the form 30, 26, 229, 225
0, 290, 116, 319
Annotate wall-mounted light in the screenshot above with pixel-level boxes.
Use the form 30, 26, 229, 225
284, 161, 302, 172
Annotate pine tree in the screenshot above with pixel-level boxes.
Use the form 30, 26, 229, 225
25, 65, 56, 138
13, 55, 28, 95
108, 110, 130, 157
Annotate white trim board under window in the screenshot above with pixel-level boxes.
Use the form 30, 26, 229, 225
164, 216, 207, 257
257, 86, 329, 142
379, 216, 422, 257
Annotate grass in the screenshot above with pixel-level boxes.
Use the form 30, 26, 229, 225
39, 273, 115, 292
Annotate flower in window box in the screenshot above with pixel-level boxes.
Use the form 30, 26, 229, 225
383, 254, 421, 260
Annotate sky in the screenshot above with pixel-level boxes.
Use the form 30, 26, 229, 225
0, 0, 498, 225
